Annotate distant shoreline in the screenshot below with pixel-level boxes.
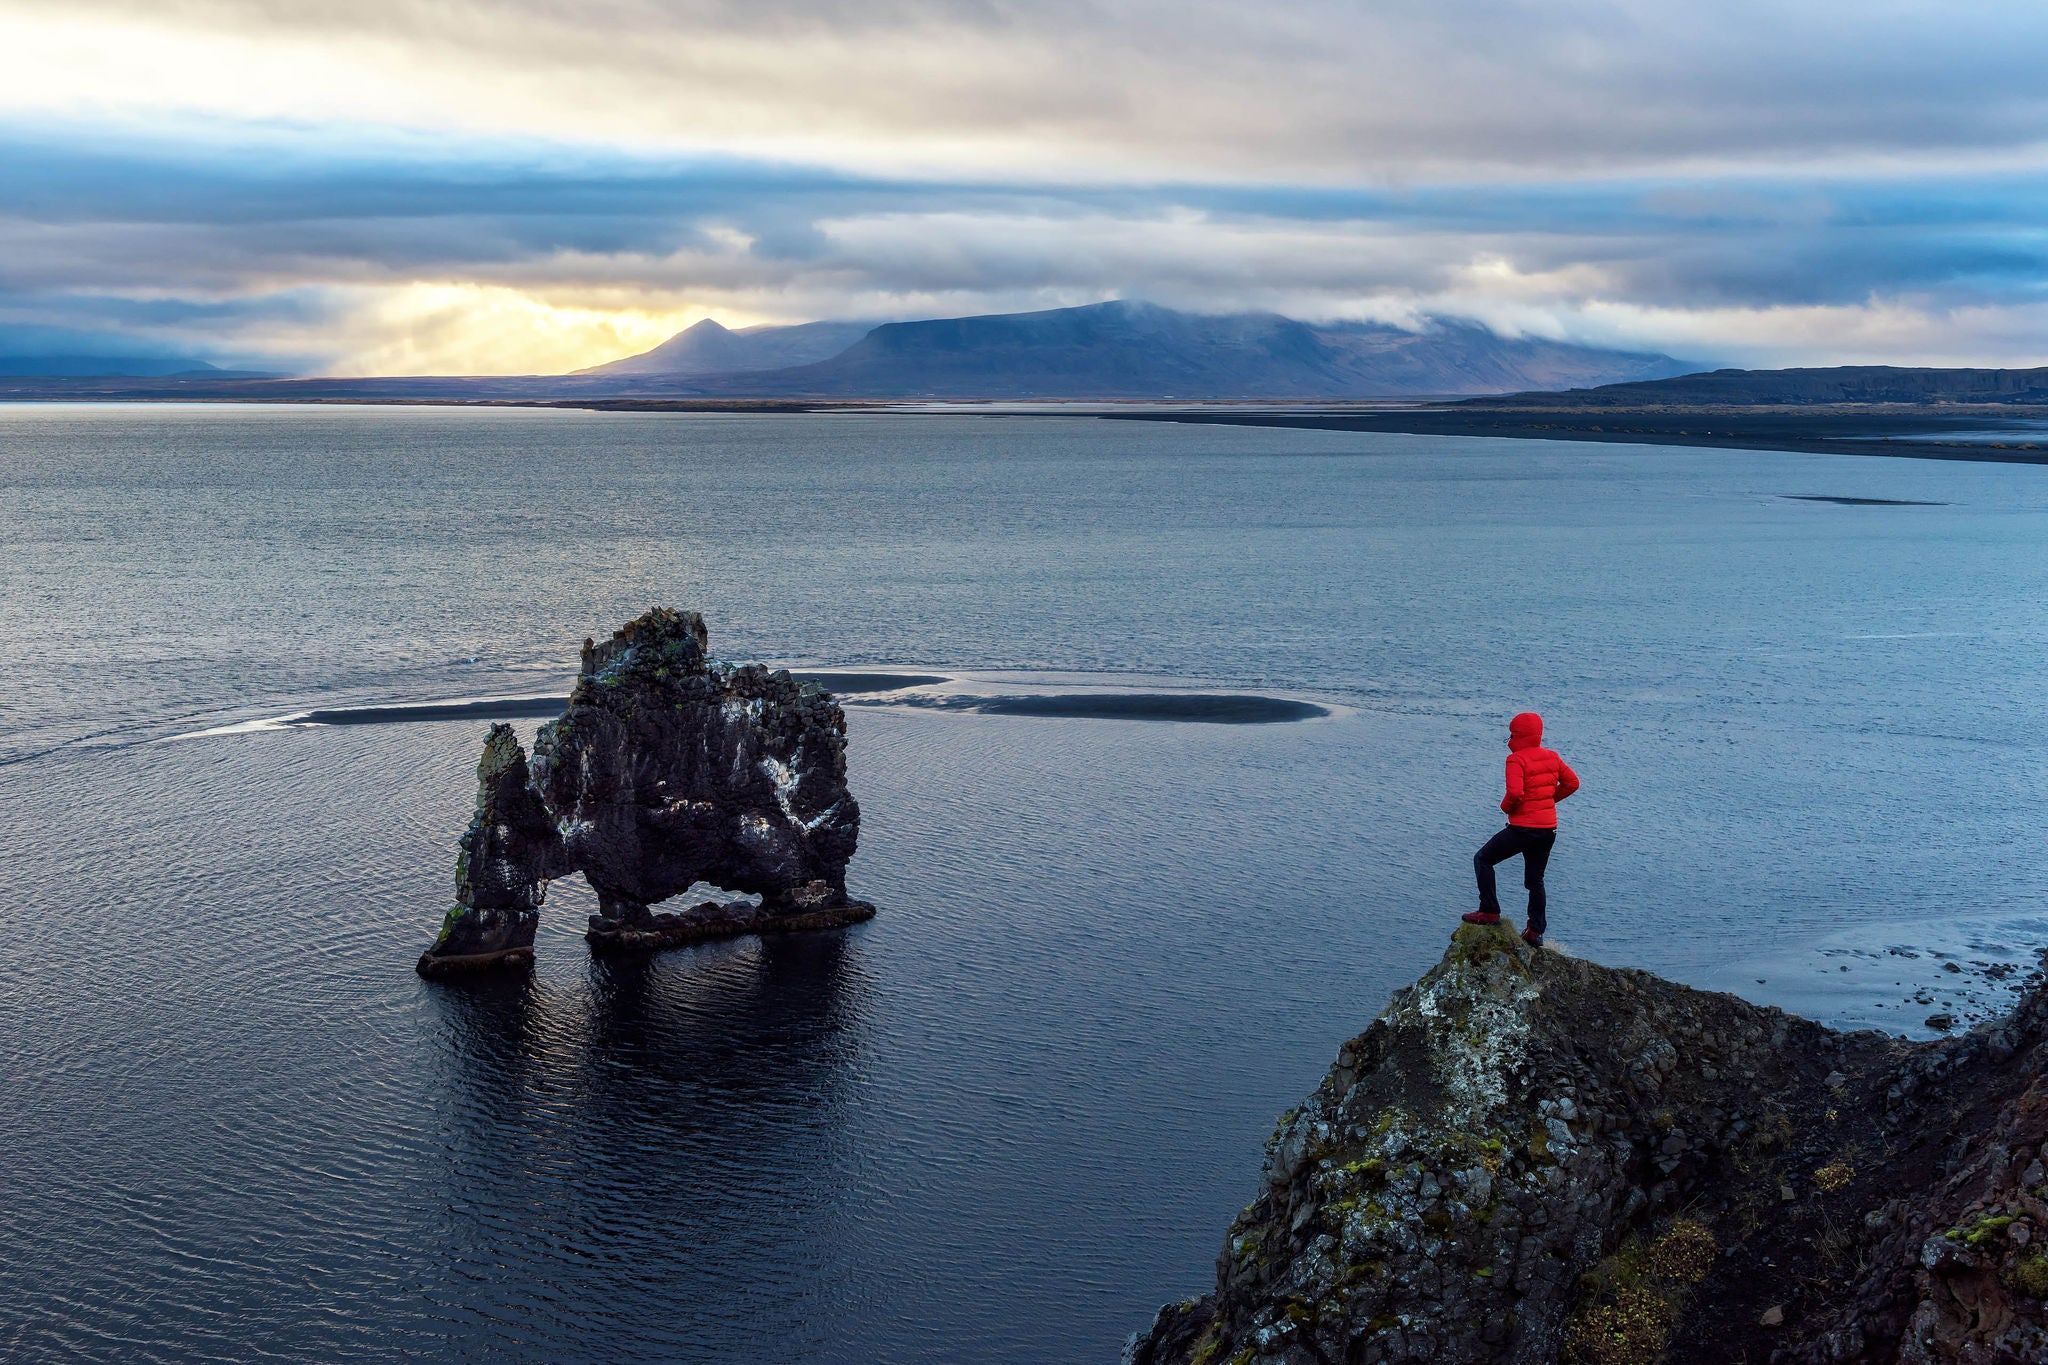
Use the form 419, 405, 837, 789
9, 392, 2048, 466
1095, 403, 2048, 465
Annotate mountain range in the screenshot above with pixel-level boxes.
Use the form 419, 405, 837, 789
0, 301, 1695, 400
583, 301, 1691, 398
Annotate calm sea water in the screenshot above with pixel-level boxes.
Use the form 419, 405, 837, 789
4, 404, 2048, 1362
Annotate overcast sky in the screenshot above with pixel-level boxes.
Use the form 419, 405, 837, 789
8, 0, 2048, 374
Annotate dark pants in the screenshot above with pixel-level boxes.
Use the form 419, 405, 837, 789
1475, 825, 1557, 933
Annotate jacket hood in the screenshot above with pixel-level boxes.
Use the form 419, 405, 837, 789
1509, 712, 1543, 751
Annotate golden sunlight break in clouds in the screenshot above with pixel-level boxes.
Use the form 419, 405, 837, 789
320, 285, 749, 376
7, 0, 2048, 369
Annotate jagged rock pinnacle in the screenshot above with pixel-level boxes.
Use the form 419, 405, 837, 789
417, 609, 875, 976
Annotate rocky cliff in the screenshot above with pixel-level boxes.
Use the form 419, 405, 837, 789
418, 608, 874, 976
1126, 923, 2048, 1364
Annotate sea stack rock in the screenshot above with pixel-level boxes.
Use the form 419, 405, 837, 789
417, 608, 874, 977
1126, 923, 2048, 1365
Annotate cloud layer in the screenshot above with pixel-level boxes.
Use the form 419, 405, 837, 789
5, 2, 2048, 373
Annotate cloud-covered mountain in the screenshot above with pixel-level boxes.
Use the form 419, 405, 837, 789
0, 354, 226, 377
0, 323, 275, 378
575, 319, 874, 377
636, 301, 1690, 398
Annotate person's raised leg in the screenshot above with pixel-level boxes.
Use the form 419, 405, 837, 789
1467, 827, 1519, 923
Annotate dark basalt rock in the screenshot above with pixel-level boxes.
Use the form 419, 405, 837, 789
1126, 923, 2048, 1365
417, 609, 874, 977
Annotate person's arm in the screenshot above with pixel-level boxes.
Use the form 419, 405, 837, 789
1555, 759, 1581, 802
1500, 754, 1524, 815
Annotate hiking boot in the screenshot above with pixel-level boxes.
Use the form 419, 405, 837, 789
1522, 928, 1544, 948
1461, 911, 1501, 925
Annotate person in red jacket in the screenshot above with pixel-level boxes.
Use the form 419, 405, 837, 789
1462, 711, 1579, 947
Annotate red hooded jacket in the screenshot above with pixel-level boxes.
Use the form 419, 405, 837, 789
1502, 712, 1579, 829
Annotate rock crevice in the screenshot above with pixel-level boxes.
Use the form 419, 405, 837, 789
418, 609, 874, 976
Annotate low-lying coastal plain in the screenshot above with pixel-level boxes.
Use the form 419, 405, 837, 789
1106, 402, 2048, 465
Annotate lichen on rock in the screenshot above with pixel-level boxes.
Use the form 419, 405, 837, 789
417, 608, 874, 977
1125, 923, 2048, 1364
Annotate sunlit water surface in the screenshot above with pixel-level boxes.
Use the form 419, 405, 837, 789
4, 405, 2048, 1362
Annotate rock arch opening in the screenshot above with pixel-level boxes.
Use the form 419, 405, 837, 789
419, 609, 876, 978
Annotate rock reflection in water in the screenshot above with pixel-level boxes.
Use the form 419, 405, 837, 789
422, 932, 870, 1357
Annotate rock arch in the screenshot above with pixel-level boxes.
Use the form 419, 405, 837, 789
418, 609, 875, 977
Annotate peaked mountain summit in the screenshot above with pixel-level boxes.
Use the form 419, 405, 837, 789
576, 318, 872, 378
